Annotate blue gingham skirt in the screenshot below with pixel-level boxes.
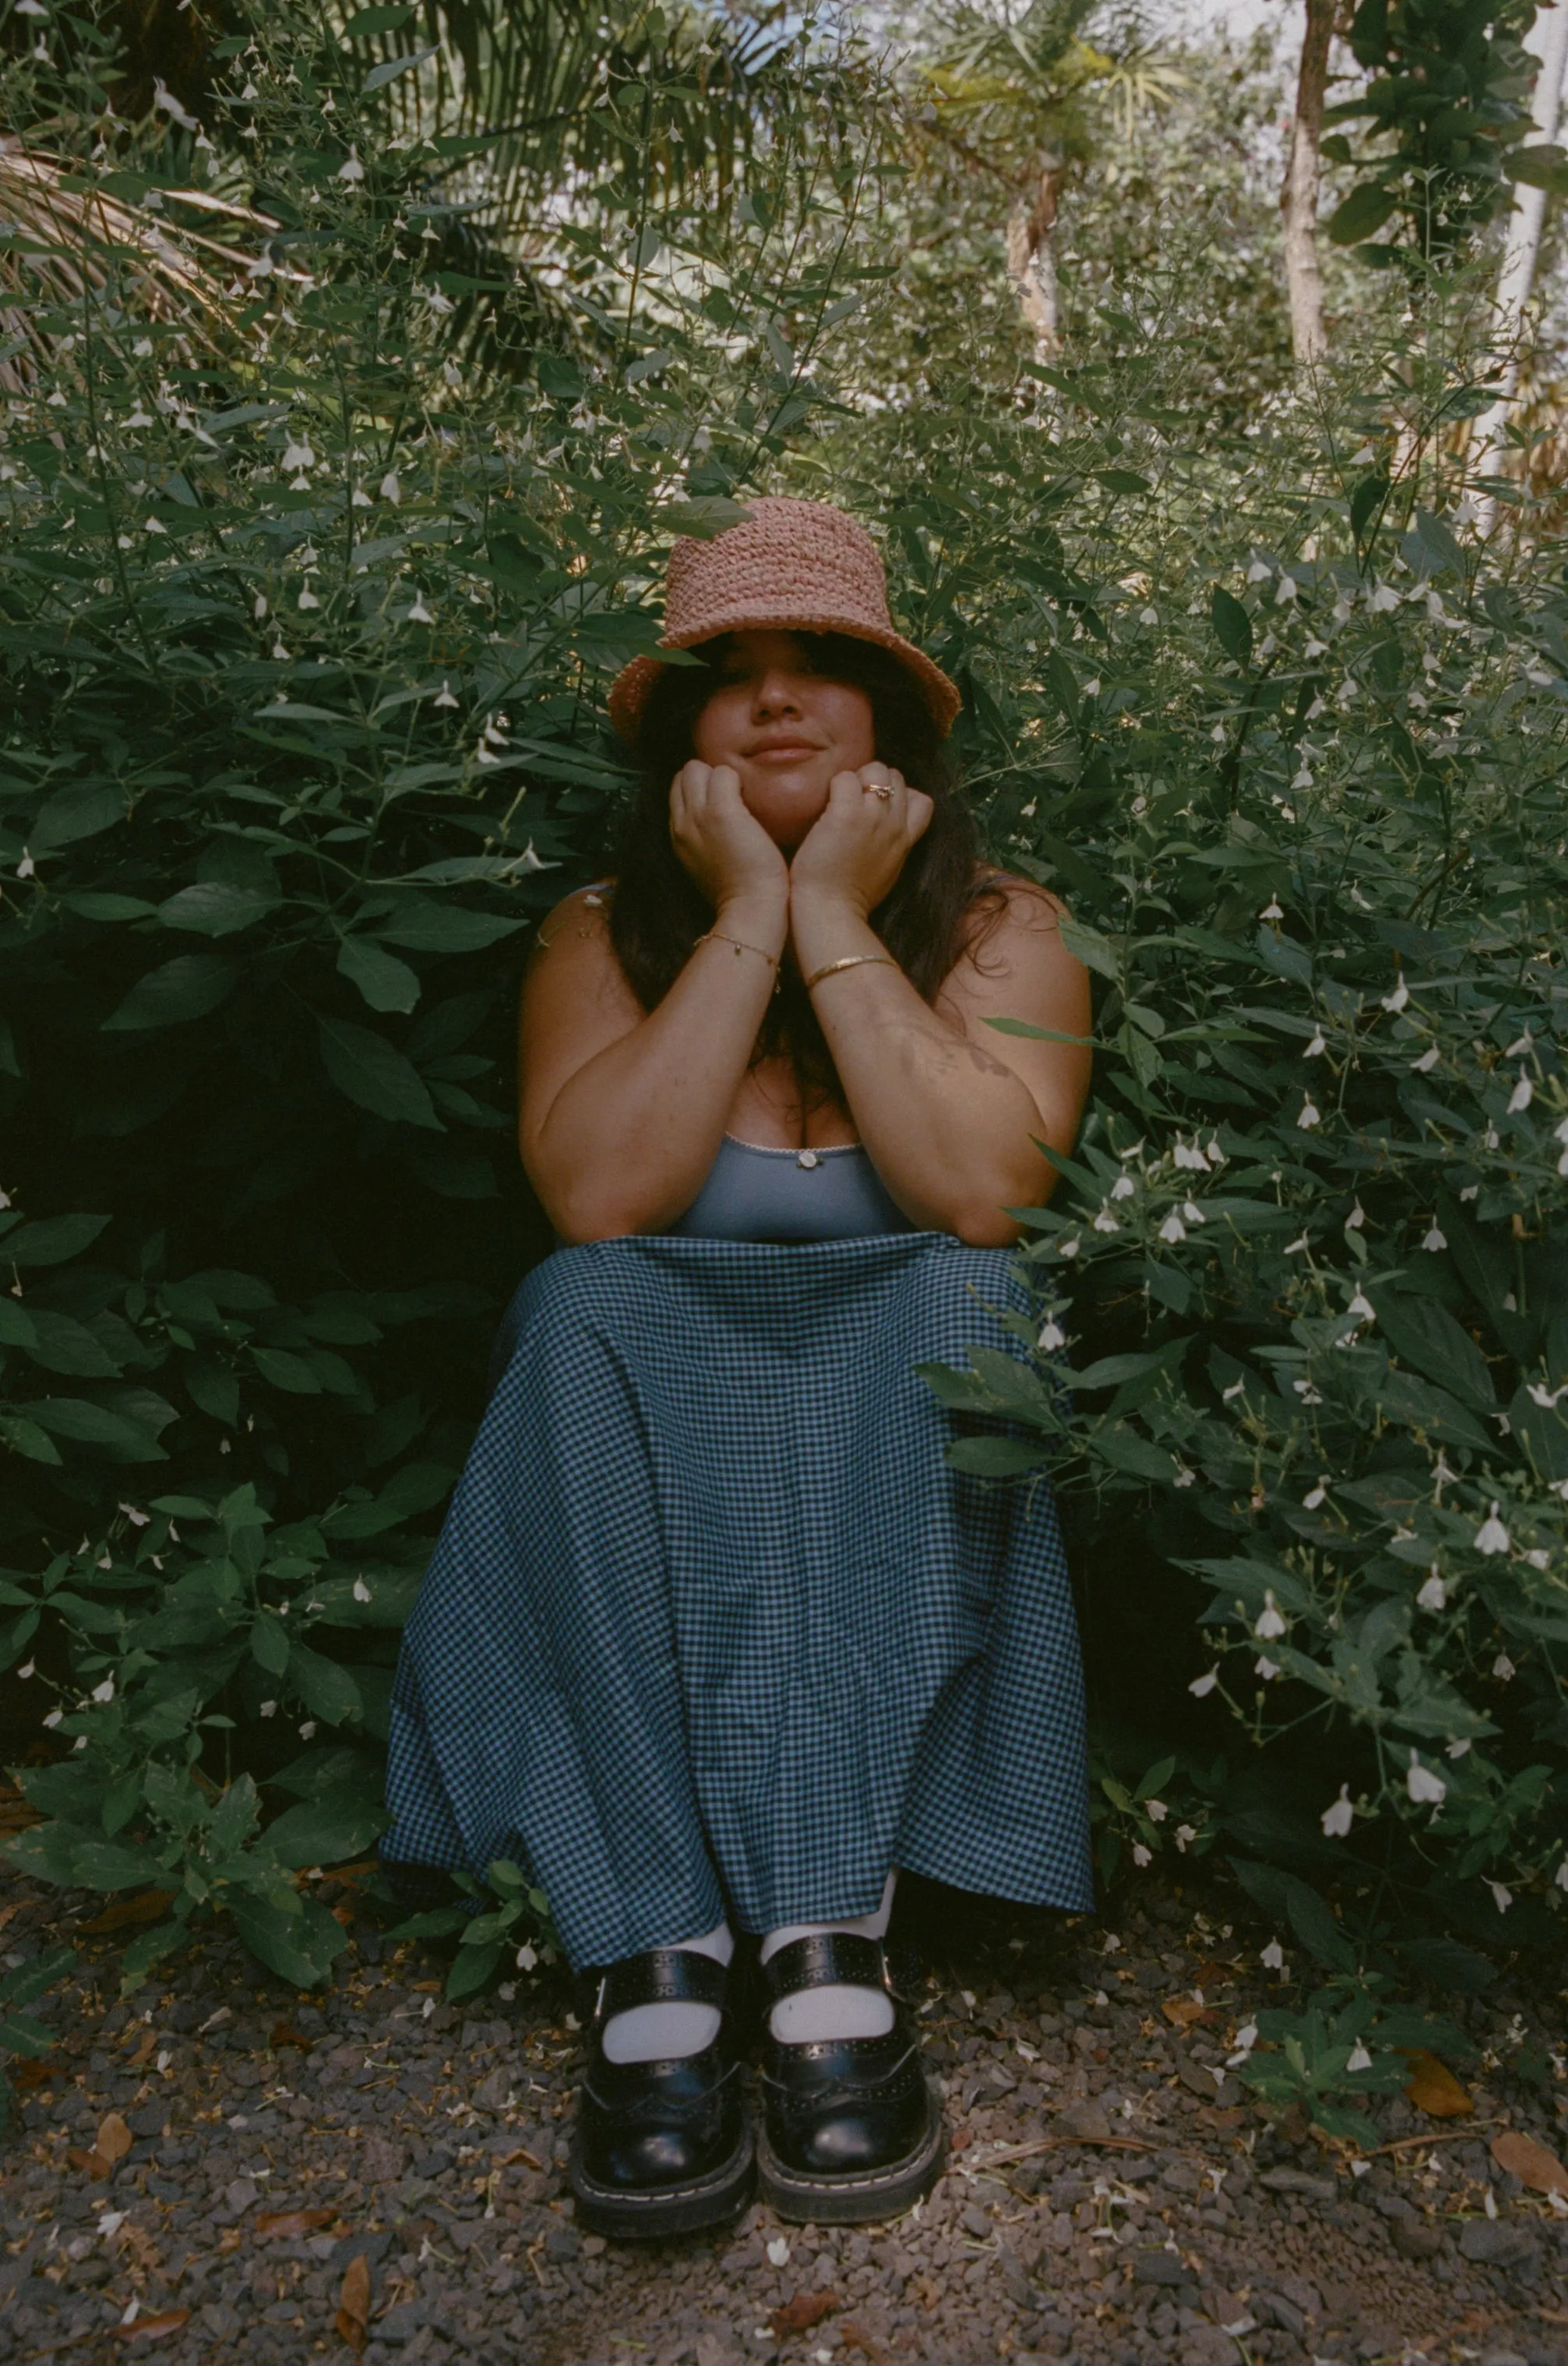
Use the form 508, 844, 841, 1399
381, 1234, 1092, 1968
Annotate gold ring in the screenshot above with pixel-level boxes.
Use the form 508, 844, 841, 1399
864, 783, 893, 801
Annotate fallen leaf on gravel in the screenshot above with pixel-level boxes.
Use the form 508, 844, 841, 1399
1163, 1998, 1206, 2028
97, 2111, 134, 2163
257, 2207, 337, 2239
772, 2290, 841, 2336
128, 2028, 157, 2069
837, 2321, 889, 2363
949, 2127, 973, 2153
268, 2022, 315, 2053
80, 1890, 176, 1935
1403, 2051, 1472, 2118
1196, 2106, 1248, 2132
493, 2145, 544, 2170
1491, 2130, 1568, 2196
115, 2311, 191, 2346
335, 2252, 371, 2352
14, 2057, 54, 2090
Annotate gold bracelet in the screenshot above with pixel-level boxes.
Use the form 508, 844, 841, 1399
695, 929, 779, 968
803, 953, 898, 991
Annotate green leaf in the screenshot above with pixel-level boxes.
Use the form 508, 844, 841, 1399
157, 881, 278, 937
317, 1016, 443, 1130
374, 905, 527, 953
1211, 586, 1252, 667
26, 1398, 166, 1457
286, 1643, 363, 1728
264, 1798, 389, 1871
1503, 142, 1568, 193
102, 955, 238, 1032
337, 935, 422, 1014
1094, 470, 1151, 496
251, 1346, 323, 1395
1372, 1292, 1496, 1413
1351, 476, 1390, 540
1, 1214, 109, 1268
945, 1436, 1045, 1477
1327, 182, 1399, 245
250, 1614, 289, 1675
228, 1890, 345, 1987
343, 2, 415, 31
0, 1943, 75, 2014
364, 44, 438, 89
1231, 1859, 1357, 1972
118, 1921, 187, 1995
446, 1936, 501, 2001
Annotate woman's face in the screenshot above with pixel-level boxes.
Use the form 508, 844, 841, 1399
690, 629, 876, 852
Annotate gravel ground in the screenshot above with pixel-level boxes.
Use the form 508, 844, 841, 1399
2, 1868, 1566, 2366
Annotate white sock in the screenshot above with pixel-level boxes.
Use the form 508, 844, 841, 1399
600, 1921, 734, 2064
761, 1873, 898, 2044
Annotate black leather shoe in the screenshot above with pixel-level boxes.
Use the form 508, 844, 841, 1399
755, 1932, 945, 2224
568, 1947, 754, 2240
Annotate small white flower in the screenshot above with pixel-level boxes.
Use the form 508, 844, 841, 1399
1488, 1881, 1513, 1913
1173, 1142, 1208, 1171
1159, 1213, 1187, 1243
380, 472, 401, 504
1255, 1590, 1287, 1640
259, 1701, 277, 1718
1446, 1736, 1471, 1759
281, 440, 314, 472
1524, 1546, 1551, 1571
1132, 1843, 1153, 1866
1259, 898, 1284, 921
1302, 1479, 1328, 1510
253, 593, 268, 620
1173, 1462, 1195, 1488
1368, 584, 1400, 614
1139, 605, 1158, 626
143, 516, 166, 535
1037, 1316, 1066, 1352
1284, 1233, 1310, 1254
1506, 1031, 1533, 1058
1345, 1202, 1365, 1230
1347, 1291, 1376, 1321
1321, 1785, 1354, 1837
1297, 1099, 1321, 1130
1421, 1225, 1447, 1252
516, 1943, 537, 1971
434, 679, 459, 709
1227, 2021, 1259, 2067
298, 1721, 317, 1740
1188, 1667, 1220, 1698
1474, 1504, 1511, 1556
1417, 1571, 1446, 1611
43, 1710, 63, 1729
1247, 559, 1271, 584
16, 851, 36, 879
1261, 1939, 1285, 1969
1492, 1652, 1516, 1682
1092, 1210, 1121, 1233
352, 1577, 372, 1604
1347, 2042, 1373, 2073
16, 1661, 34, 1680
1174, 1823, 1196, 1851
768, 2237, 791, 2268
1411, 1046, 1440, 1073
1382, 979, 1410, 1013
1528, 1383, 1566, 1409
1110, 1174, 1136, 1201
91, 1677, 115, 1704
1506, 1076, 1533, 1114
1407, 1753, 1446, 1806
1145, 1798, 1168, 1823
297, 585, 320, 610
1305, 1031, 1326, 1057
1275, 574, 1298, 605
405, 596, 434, 624
1555, 1859, 1568, 1891
1057, 1236, 1080, 1259
1180, 1200, 1205, 1225
337, 147, 366, 183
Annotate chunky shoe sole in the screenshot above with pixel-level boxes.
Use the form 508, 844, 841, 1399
756, 2079, 946, 2226
568, 2117, 756, 2241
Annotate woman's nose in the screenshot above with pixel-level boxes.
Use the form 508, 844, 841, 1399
751, 670, 803, 717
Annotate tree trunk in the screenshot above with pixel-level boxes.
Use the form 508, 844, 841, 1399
1280, 0, 1336, 364
1006, 157, 1062, 354
1471, 0, 1568, 527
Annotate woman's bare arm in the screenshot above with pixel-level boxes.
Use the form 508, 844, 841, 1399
789, 772, 1092, 1245
517, 766, 789, 1241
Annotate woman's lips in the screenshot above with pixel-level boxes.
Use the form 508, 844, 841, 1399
748, 741, 821, 762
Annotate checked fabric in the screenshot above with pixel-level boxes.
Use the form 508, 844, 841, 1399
381, 1233, 1093, 1969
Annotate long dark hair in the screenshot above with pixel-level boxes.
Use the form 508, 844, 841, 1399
609, 631, 1001, 1099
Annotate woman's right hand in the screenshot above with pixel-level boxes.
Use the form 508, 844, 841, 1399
669, 762, 789, 921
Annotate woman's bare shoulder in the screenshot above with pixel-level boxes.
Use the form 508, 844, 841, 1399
970, 865, 1071, 933
535, 877, 616, 950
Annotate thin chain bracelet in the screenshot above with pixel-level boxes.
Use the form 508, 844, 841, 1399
695, 929, 783, 992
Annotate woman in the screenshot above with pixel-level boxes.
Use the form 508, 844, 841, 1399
383, 497, 1095, 2240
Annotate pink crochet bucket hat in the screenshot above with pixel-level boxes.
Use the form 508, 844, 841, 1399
607, 495, 962, 746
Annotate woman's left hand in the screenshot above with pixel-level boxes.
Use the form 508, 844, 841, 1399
787, 762, 934, 919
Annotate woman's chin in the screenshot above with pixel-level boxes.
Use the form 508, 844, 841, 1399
740, 773, 832, 851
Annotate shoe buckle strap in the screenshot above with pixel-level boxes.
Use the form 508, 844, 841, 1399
760, 1930, 889, 2003
594, 1945, 729, 2022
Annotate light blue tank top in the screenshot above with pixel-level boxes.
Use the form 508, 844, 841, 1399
669, 1136, 913, 1241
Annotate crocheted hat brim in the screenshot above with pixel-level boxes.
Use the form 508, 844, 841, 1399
607, 612, 962, 748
